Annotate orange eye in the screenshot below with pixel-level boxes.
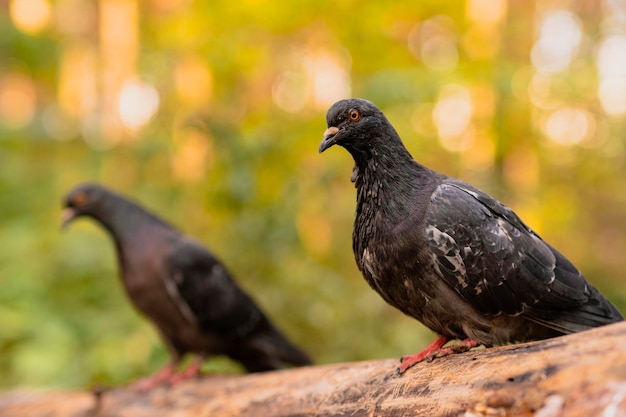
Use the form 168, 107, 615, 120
349, 109, 360, 121
73, 191, 88, 206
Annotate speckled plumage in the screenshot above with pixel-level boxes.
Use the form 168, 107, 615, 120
319, 98, 622, 369
62, 183, 311, 386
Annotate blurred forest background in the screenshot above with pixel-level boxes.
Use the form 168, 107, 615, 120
2, 0, 626, 390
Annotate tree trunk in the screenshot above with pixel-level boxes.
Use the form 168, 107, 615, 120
2, 321, 626, 417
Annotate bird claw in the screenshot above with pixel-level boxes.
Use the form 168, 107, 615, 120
168, 368, 202, 385
132, 363, 177, 392
167, 356, 204, 386
396, 337, 481, 375
133, 376, 167, 392
396, 353, 426, 374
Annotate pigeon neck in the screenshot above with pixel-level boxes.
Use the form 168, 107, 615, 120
92, 197, 170, 242
347, 127, 416, 178
353, 142, 429, 223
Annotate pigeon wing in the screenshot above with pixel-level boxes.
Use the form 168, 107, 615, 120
165, 237, 264, 340
425, 182, 571, 317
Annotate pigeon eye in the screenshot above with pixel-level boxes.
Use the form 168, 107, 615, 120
349, 109, 360, 121
72, 192, 88, 206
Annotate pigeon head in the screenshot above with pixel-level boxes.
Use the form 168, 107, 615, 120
61, 183, 110, 229
318, 98, 412, 160
319, 98, 414, 179
318, 98, 391, 154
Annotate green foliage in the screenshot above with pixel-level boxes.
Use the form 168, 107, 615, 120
1, 0, 626, 389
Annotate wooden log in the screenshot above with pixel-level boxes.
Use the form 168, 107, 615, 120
2, 321, 626, 416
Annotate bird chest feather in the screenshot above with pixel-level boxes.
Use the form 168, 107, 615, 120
355, 194, 428, 309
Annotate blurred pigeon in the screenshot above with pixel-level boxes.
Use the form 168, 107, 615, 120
62, 183, 311, 389
319, 98, 623, 374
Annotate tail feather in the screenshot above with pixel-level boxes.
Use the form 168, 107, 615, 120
227, 324, 312, 373
527, 284, 623, 334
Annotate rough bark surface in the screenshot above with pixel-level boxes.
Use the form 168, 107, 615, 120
2, 321, 626, 417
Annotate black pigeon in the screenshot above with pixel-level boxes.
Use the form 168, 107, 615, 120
319, 98, 623, 374
62, 183, 311, 389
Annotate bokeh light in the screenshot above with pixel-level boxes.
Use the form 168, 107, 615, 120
118, 79, 160, 130
528, 72, 562, 110
9, 0, 51, 34
273, 49, 351, 113
466, 0, 507, 26
432, 84, 474, 151
597, 35, 626, 116
408, 16, 459, 72
272, 72, 310, 113
531, 11, 582, 74
0, 72, 37, 129
305, 51, 352, 109
171, 129, 212, 182
542, 107, 595, 145
174, 56, 214, 106
58, 44, 98, 118
54, 0, 97, 37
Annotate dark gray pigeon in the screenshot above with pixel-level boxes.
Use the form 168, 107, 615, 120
319, 98, 623, 374
62, 183, 311, 389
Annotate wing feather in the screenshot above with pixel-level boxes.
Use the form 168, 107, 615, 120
426, 181, 622, 332
166, 237, 264, 340
426, 183, 557, 316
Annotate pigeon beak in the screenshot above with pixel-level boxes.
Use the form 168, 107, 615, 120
61, 208, 78, 230
318, 126, 339, 153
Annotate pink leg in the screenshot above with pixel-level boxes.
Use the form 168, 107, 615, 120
133, 362, 177, 391
397, 336, 481, 375
168, 355, 205, 385
397, 335, 450, 374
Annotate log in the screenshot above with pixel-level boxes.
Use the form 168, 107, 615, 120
3, 321, 626, 417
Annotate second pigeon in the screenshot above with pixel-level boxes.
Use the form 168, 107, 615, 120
62, 183, 311, 389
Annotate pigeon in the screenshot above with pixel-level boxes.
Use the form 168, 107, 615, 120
62, 183, 311, 389
319, 98, 623, 374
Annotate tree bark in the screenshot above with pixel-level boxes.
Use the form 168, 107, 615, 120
2, 321, 626, 417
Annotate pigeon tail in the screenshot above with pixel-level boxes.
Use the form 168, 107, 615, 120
229, 326, 312, 373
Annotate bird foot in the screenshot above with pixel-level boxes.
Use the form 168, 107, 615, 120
132, 363, 177, 392
396, 335, 449, 374
132, 356, 205, 391
425, 338, 481, 361
396, 336, 481, 375
167, 358, 203, 385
